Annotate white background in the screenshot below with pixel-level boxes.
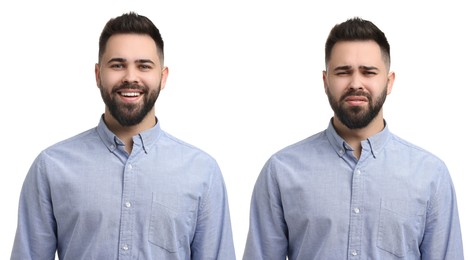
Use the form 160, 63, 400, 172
1, 1, 472, 259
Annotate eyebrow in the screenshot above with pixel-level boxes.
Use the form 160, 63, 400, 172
334, 65, 352, 71
106, 58, 156, 65
359, 65, 379, 71
333, 65, 380, 71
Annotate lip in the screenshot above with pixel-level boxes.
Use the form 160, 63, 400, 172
344, 95, 368, 106
116, 89, 144, 102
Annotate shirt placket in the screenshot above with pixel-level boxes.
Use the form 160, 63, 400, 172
348, 165, 363, 259
118, 161, 135, 259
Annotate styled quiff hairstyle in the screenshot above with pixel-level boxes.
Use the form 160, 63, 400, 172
98, 12, 164, 65
324, 17, 390, 68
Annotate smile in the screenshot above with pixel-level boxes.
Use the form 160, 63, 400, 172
119, 92, 141, 97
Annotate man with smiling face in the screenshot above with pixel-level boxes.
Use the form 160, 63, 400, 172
243, 17, 463, 259
11, 12, 235, 260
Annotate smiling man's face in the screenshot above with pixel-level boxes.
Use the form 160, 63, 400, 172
95, 33, 167, 127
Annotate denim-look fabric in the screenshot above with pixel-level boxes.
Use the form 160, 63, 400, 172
11, 116, 236, 260
243, 120, 463, 260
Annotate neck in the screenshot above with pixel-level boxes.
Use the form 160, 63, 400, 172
332, 114, 385, 159
103, 110, 156, 154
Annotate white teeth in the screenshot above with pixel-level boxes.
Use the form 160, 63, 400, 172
121, 92, 140, 97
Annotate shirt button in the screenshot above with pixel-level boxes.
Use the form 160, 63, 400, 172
125, 202, 131, 208
354, 207, 360, 214
356, 169, 361, 175
351, 250, 358, 256
122, 244, 129, 251
128, 164, 133, 170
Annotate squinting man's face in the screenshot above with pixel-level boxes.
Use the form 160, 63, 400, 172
95, 34, 167, 127
323, 40, 394, 129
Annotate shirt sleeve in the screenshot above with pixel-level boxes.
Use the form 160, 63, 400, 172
190, 162, 236, 260
420, 163, 464, 259
11, 153, 57, 260
243, 158, 288, 260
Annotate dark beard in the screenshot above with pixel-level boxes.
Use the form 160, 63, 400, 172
327, 87, 387, 129
100, 82, 160, 127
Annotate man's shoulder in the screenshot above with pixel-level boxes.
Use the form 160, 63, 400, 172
43, 127, 98, 153
264, 130, 329, 167
390, 133, 435, 154
388, 133, 446, 165
159, 130, 217, 163
275, 130, 328, 155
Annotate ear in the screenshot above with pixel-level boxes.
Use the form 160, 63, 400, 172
160, 66, 169, 90
322, 70, 329, 94
386, 71, 395, 95
95, 63, 101, 88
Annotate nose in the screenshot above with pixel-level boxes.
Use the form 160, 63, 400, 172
122, 67, 139, 84
349, 72, 364, 90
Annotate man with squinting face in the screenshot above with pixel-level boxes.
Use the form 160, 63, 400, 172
243, 17, 463, 260
325, 41, 391, 132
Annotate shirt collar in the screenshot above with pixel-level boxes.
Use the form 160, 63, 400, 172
96, 115, 162, 153
326, 118, 391, 158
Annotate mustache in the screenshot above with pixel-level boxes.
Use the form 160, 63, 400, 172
112, 82, 147, 93
340, 89, 370, 101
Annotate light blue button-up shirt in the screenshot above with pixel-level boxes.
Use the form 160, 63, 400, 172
11, 116, 236, 260
243, 120, 463, 260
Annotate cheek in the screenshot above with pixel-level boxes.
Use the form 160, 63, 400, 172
142, 76, 162, 89
100, 72, 123, 88
368, 79, 390, 95
326, 79, 347, 96
329, 76, 350, 87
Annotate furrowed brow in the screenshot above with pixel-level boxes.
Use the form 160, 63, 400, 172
360, 65, 379, 71
334, 65, 352, 71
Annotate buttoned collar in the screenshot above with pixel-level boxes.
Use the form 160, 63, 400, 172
96, 115, 163, 154
326, 118, 391, 159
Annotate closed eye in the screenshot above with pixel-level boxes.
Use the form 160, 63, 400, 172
335, 70, 351, 76
363, 70, 377, 76
360, 66, 379, 76
333, 65, 352, 76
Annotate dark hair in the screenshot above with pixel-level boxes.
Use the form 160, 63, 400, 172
98, 12, 164, 64
325, 17, 390, 68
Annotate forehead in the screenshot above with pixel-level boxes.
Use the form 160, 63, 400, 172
328, 40, 387, 70
102, 34, 160, 62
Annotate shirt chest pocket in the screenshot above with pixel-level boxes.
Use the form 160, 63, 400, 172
377, 199, 426, 258
148, 193, 198, 253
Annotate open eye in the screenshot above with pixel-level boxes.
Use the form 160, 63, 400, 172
138, 64, 153, 71
110, 63, 125, 70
